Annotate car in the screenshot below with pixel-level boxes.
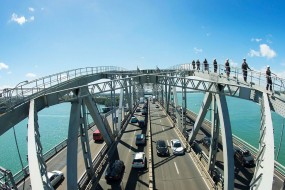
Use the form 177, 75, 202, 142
202, 136, 211, 150
170, 139, 185, 155
135, 134, 146, 145
182, 128, 192, 140
132, 152, 147, 168
156, 140, 169, 156
44, 170, 64, 187
211, 167, 224, 187
234, 147, 255, 167
105, 160, 125, 183
155, 105, 159, 108
130, 116, 138, 123
136, 108, 141, 112
142, 108, 147, 115
138, 120, 145, 128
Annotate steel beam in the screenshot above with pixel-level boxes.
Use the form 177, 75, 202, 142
28, 99, 53, 190
66, 98, 81, 190
83, 94, 113, 146
250, 93, 275, 190
215, 92, 234, 190
189, 92, 212, 144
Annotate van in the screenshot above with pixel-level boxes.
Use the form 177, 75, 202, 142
93, 129, 103, 142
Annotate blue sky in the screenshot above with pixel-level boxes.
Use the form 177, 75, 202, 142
0, 0, 284, 88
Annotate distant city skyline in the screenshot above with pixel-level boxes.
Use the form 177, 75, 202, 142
1, 0, 284, 88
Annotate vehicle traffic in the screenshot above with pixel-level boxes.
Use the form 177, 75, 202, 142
130, 116, 138, 123
170, 139, 185, 155
135, 134, 146, 146
156, 140, 170, 156
234, 147, 255, 167
105, 160, 125, 183
44, 170, 64, 187
132, 152, 147, 169
93, 129, 103, 142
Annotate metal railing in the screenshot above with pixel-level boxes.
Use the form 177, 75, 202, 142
185, 109, 285, 177
0, 66, 126, 111
169, 63, 285, 95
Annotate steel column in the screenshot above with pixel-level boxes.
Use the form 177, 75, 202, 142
66, 98, 81, 190
27, 99, 53, 190
250, 93, 275, 190
215, 92, 234, 190
189, 92, 212, 144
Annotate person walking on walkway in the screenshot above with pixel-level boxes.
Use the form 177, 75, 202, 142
213, 59, 218, 73
203, 58, 208, 71
192, 60, 196, 70
196, 59, 200, 70
225, 59, 230, 79
266, 65, 275, 92
241, 58, 251, 82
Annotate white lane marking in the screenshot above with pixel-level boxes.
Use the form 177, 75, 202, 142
162, 127, 164, 131
174, 162, 179, 175
160, 119, 162, 123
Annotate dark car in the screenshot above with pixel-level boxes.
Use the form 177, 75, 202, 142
138, 120, 145, 128
234, 147, 255, 167
105, 160, 125, 183
156, 140, 169, 156
136, 134, 146, 145
202, 136, 211, 150
142, 108, 147, 115
211, 167, 224, 187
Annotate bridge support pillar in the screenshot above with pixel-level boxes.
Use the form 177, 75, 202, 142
80, 103, 94, 179
207, 94, 220, 172
250, 93, 275, 190
28, 99, 53, 190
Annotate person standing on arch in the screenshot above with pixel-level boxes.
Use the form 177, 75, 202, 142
192, 60, 196, 70
203, 58, 208, 71
241, 58, 251, 82
266, 65, 275, 92
225, 59, 230, 79
213, 58, 218, 73
196, 59, 200, 70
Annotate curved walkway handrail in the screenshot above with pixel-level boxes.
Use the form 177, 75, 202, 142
169, 63, 285, 95
0, 66, 126, 111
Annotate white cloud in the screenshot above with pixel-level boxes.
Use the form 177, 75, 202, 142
194, 47, 203, 54
251, 38, 262, 42
29, 7, 35, 12
248, 44, 276, 59
0, 62, 9, 70
10, 13, 34, 25
260, 44, 276, 58
26, 73, 37, 78
248, 49, 260, 57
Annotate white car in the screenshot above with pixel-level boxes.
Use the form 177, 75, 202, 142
132, 152, 146, 168
43, 170, 64, 187
170, 139, 185, 155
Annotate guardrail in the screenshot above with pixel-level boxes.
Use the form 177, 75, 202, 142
147, 99, 154, 190
185, 109, 285, 177
0, 66, 126, 111
170, 63, 285, 95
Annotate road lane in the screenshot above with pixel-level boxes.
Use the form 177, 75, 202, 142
99, 104, 149, 190
150, 103, 209, 190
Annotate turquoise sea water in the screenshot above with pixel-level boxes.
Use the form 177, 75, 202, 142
0, 93, 284, 175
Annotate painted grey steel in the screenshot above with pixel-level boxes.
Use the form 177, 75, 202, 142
0, 167, 17, 190
66, 98, 81, 190
27, 99, 53, 190
172, 87, 181, 129
80, 104, 94, 178
215, 92, 234, 190
117, 88, 124, 133
250, 93, 275, 190
189, 92, 212, 144
207, 94, 220, 172
83, 94, 113, 146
